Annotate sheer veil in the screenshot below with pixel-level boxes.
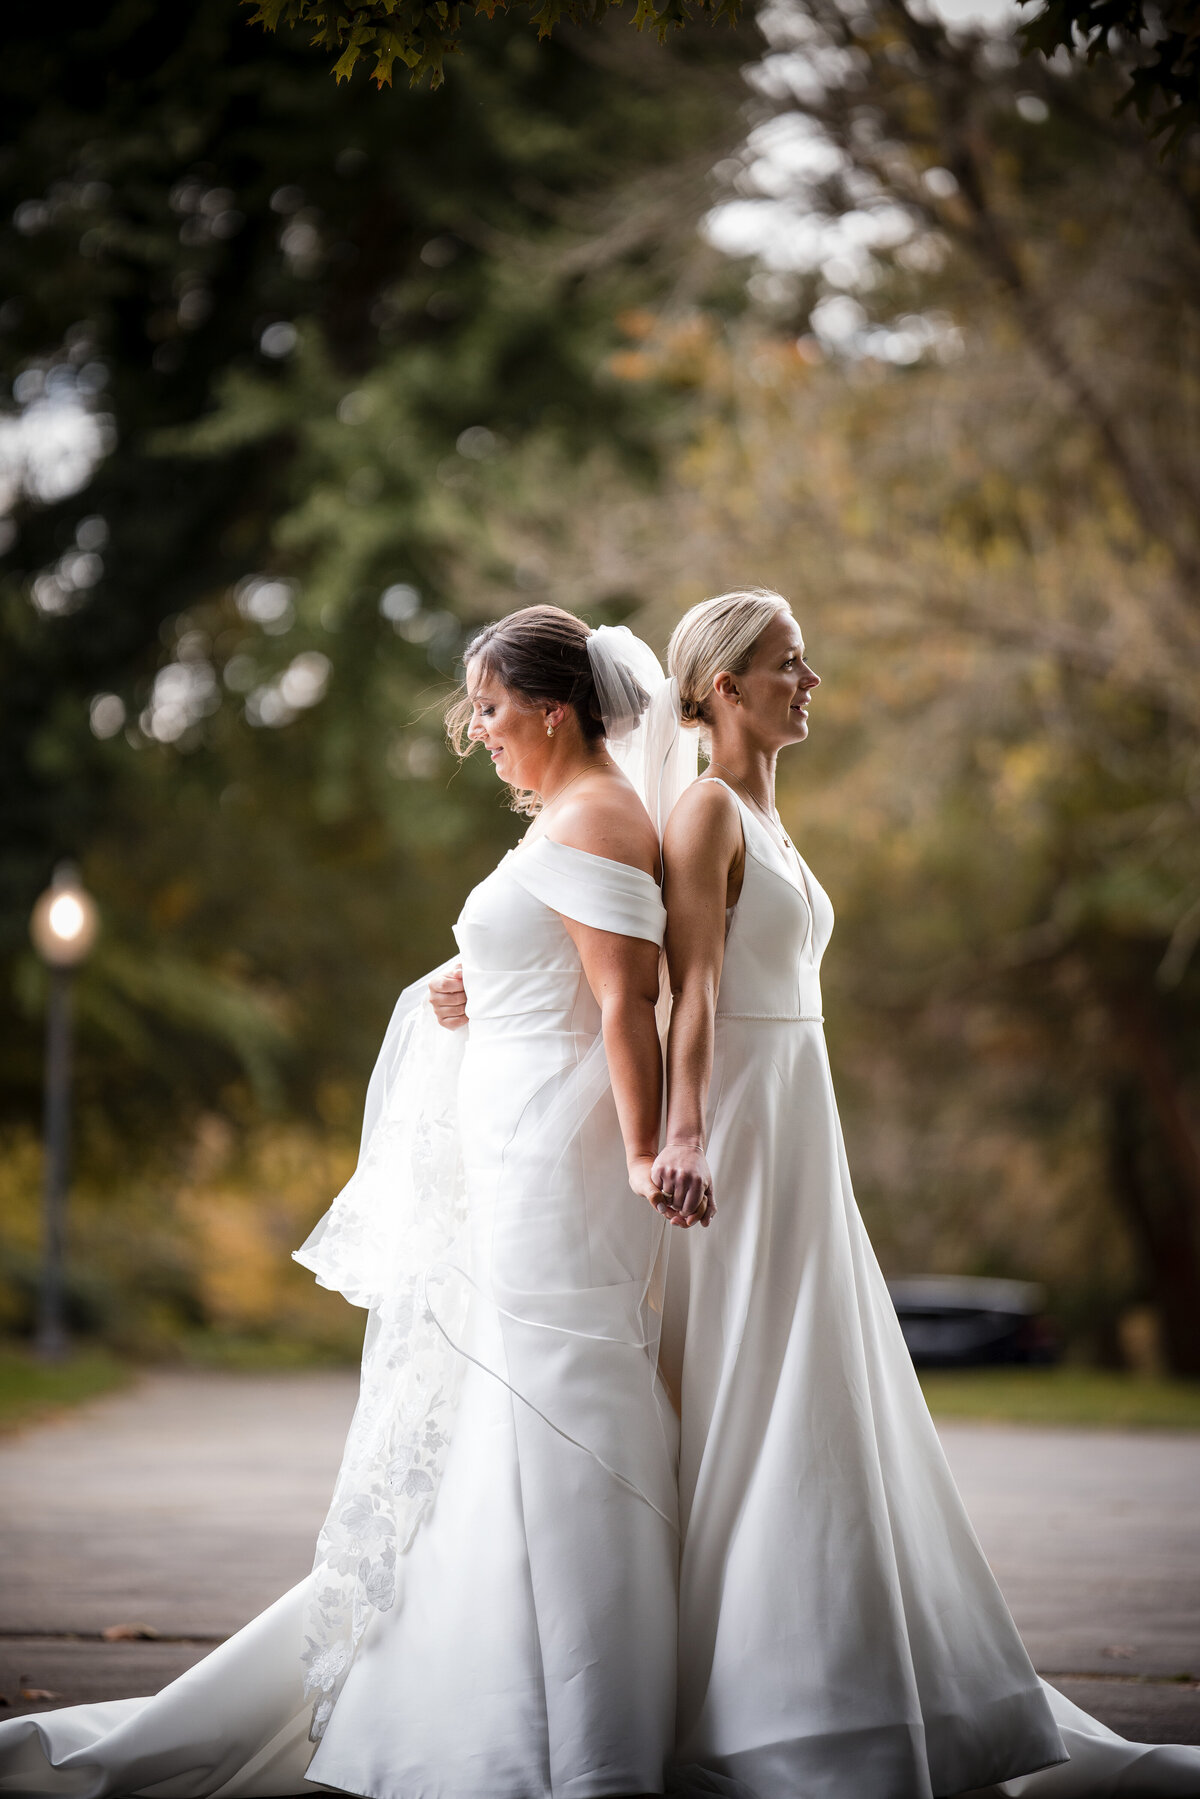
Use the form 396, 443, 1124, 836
587, 623, 697, 836
292, 620, 693, 1741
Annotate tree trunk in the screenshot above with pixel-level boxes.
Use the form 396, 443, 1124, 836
1104, 1013, 1200, 1376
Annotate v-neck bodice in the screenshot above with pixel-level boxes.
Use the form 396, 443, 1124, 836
706, 778, 833, 1023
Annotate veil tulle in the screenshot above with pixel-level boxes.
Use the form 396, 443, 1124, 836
293, 620, 693, 1741
587, 623, 697, 836
292, 969, 469, 1736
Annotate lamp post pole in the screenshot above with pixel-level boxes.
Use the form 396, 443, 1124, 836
29, 863, 98, 1364
38, 965, 73, 1361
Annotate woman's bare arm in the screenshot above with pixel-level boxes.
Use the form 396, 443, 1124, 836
651, 782, 743, 1223
565, 918, 679, 1220
548, 785, 681, 1221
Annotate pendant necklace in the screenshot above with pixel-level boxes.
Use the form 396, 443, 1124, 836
708, 761, 794, 853
544, 756, 615, 810
708, 761, 815, 944
523, 757, 616, 845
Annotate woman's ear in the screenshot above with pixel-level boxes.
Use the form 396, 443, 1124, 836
712, 671, 742, 709
543, 703, 567, 733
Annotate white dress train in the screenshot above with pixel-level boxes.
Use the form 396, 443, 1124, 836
664, 780, 1200, 1799
0, 839, 679, 1799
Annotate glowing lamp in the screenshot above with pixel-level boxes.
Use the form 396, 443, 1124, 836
30, 865, 99, 968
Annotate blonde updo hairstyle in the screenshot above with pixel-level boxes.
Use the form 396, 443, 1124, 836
667, 588, 792, 730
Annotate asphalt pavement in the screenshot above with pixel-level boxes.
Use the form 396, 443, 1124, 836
1, 1371, 1197, 1746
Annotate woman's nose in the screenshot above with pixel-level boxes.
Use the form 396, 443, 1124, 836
467, 713, 485, 740
802, 666, 820, 690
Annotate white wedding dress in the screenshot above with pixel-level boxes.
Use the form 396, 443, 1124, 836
664, 780, 1200, 1799
0, 837, 680, 1799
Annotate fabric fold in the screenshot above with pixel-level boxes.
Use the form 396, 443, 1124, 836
508, 838, 666, 944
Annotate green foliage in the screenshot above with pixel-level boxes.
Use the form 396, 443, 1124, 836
0, 1111, 365, 1358
0, 0, 751, 1353
1019, 0, 1200, 150
252, 0, 1200, 157
919, 1367, 1200, 1430
0, 1345, 130, 1435
250, 0, 744, 88
0, 0, 749, 1123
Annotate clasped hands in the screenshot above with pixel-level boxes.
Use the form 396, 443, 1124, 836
429, 966, 715, 1229
646, 1141, 715, 1230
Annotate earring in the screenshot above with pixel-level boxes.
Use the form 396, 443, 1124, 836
546, 723, 555, 737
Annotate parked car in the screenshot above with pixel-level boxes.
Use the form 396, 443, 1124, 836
886, 1276, 1059, 1368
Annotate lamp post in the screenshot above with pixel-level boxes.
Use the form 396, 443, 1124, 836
29, 863, 98, 1362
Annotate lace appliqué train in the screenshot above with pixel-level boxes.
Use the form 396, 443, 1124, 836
293, 998, 469, 1742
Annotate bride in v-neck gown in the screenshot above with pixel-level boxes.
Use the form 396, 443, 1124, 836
666, 773, 1067, 1796
654, 587, 1200, 1799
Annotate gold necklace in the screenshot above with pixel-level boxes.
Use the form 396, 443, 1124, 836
541, 756, 616, 811
707, 761, 794, 852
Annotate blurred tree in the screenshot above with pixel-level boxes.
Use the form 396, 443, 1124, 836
1017, 0, 1200, 151
255, 0, 1200, 159
0, 0, 753, 1345
253, 0, 744, 87
737, 0, 1200, 588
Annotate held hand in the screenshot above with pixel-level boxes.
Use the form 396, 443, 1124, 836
628, 1156, 691, 1228
651, 1141, 716, 1228
429, 965, 468, 1031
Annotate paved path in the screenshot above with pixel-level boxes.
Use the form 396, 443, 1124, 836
1, 1372, 352, 1640
1, 1372, 1197, 1746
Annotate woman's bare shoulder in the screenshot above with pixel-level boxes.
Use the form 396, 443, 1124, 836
663, 778, 741, 855
543, 776, 659, 877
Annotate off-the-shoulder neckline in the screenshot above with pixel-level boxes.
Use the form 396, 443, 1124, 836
510, 836, 661, 887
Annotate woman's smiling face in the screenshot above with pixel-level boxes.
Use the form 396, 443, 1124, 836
726, 610, 819, 746
464, 658, 553, 790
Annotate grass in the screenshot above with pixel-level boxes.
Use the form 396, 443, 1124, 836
170, 1330, 359, 1371
0, 1343, 132, 1435
2, 1342, 1199, 1438
0, 1334, 354, 1435
920, 1365, 1200, 1431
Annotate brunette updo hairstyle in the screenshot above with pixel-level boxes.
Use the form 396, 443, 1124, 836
667, 588, 791, 729
445, 604, 605, 762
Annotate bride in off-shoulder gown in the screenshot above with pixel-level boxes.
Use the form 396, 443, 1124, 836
0, 617, 696, 1799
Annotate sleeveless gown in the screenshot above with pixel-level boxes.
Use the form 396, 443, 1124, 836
665, 780, 1200, 1799
0, 839, 679, 1799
